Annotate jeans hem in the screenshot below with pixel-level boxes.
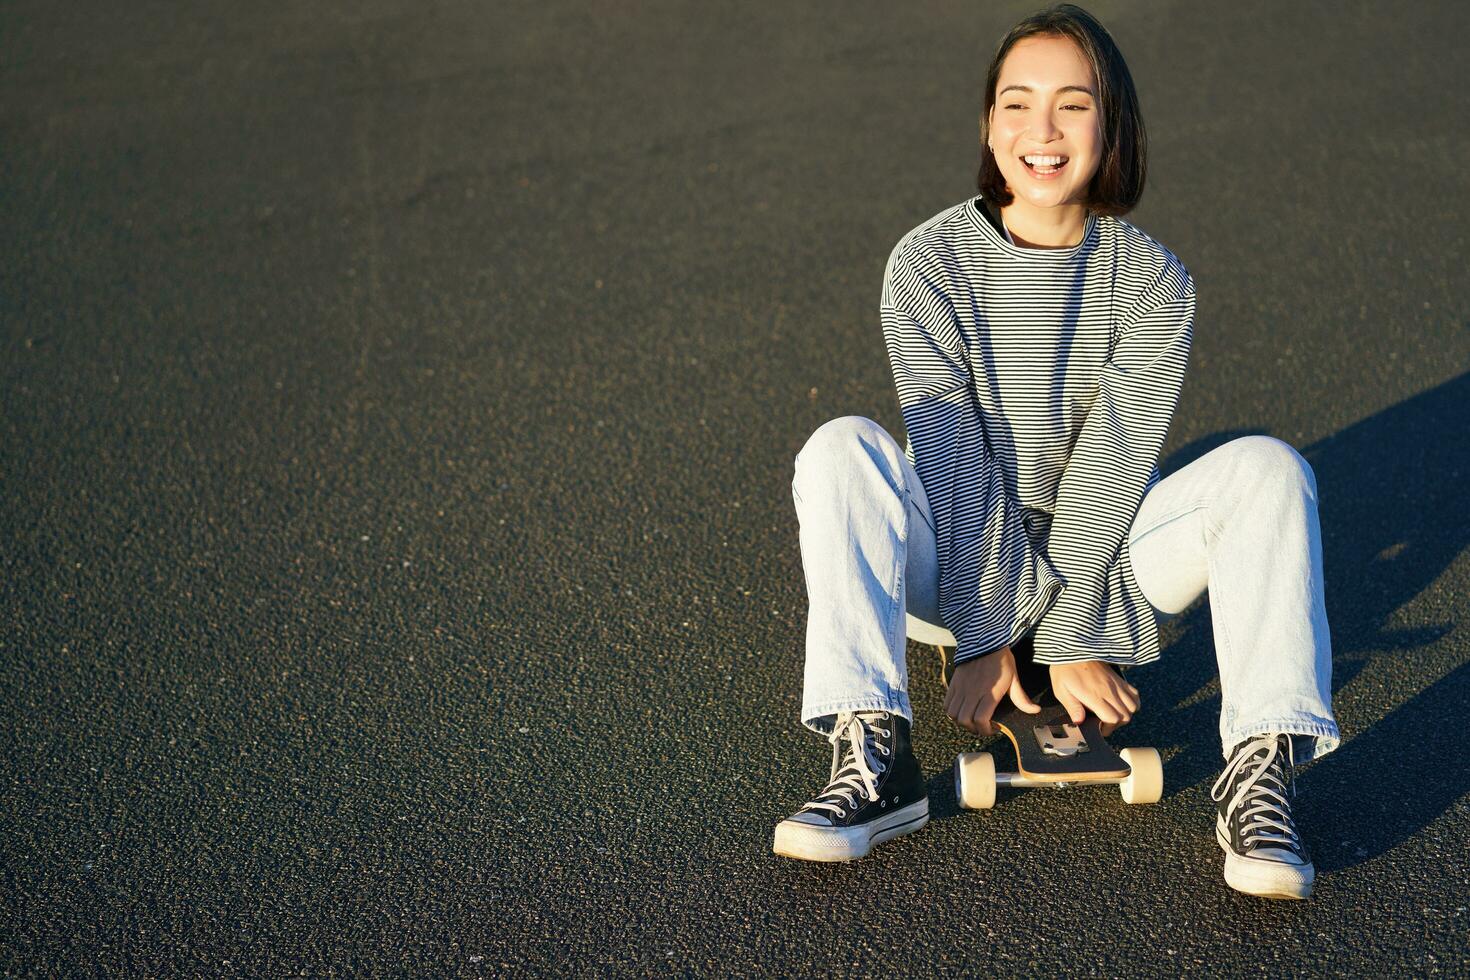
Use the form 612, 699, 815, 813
802, 693, 913, 736
1221, 718, 1340, 764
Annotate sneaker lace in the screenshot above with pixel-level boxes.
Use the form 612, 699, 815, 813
1210, 733, 1303, 855
804, 711, 890, 819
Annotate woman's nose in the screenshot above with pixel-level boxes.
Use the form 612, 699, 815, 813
1029, 108, 1061, 139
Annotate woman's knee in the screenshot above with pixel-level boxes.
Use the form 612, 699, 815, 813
795, 416, 898, 474
792, 416, 907, 511
1230, 435, 1317, 498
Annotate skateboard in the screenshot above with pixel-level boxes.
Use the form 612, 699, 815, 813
936, 639, 1163, 809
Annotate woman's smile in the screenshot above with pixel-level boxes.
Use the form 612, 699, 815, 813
1021, 154, 1071, 178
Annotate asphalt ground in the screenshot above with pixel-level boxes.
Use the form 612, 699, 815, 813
2, 0, 1468, 974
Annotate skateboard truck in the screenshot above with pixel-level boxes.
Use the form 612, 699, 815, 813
956, 733, 1163, 806
1034, 720, 1090, 758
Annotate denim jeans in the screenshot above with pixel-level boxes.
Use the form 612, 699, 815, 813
793, 416, 1339, 763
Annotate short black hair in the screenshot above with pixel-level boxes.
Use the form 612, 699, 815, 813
977, 4, 1147, 217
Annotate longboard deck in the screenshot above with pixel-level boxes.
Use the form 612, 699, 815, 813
993, 701, 1129, 781
938, 635, 1131, 782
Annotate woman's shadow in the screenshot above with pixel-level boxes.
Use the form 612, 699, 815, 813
1125, 369, 1468, 872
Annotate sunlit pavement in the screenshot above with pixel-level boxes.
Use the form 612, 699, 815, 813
3, 1, 1467, 972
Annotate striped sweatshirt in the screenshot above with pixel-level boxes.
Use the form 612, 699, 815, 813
881, 194, 1195, 667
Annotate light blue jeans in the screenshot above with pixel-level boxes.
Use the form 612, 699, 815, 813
793, 416, 1339, 763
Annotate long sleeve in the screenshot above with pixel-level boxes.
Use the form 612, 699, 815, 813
1031, 262, 1196, 663
881, 242, 1065, 665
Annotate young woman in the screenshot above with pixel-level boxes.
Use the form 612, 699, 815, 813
771, 4, 1338, 900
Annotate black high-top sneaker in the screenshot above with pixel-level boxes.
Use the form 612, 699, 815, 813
772, 710, 928, 862
1210, 732, 1314, 899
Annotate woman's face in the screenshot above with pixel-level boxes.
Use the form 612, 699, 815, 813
986, 35, 1103, 210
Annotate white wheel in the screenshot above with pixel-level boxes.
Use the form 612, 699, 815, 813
1119, 747, 1163, 804
905, 613, 957, 648
954, 752, 997, 810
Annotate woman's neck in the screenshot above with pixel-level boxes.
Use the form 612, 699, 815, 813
999, 200, 1089, 249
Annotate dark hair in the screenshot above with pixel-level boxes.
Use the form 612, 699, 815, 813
976, 4, 1146, 216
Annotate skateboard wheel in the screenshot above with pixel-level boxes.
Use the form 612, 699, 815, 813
954, 752, 997, 810
1118, 747, 1163, 804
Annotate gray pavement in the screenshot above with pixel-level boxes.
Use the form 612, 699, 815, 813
2, 0, 1468, 973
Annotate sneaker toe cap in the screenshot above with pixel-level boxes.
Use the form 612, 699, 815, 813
785, 811, 836, 828
1247, 845, 1310, 867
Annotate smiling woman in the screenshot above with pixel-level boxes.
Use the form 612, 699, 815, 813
978, 5, 1147, 248
773, 3, 1338, 905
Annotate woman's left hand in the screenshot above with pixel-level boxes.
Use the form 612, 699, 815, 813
1048, 661, 1140, 737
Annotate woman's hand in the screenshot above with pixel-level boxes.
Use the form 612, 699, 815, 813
945, 645, 1041, 736
1049, 661, 1140, 737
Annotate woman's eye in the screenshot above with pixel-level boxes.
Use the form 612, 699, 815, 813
1004, 103, 1024, 110
1064, 104, 1090, 111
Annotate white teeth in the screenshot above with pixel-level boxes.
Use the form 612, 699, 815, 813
1023, 155, 1067, 166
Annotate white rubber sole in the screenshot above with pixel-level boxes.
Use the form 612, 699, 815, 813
772, 798, 929, 862
1216, 821, 1315, 899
